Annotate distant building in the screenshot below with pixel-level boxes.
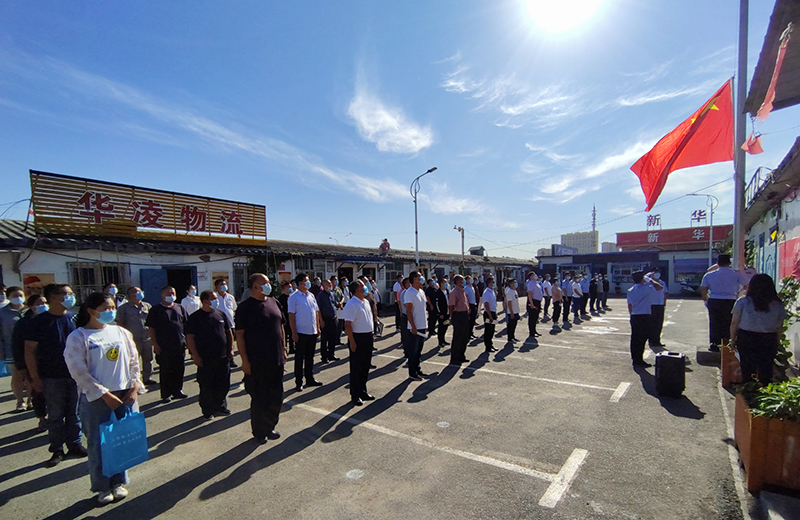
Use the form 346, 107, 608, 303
536, 247, 551, 258
561, 231, 598, 255
601, 241, 618, 253
468, 246, 486, 256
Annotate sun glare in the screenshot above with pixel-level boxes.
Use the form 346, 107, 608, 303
525, 0, 605, 34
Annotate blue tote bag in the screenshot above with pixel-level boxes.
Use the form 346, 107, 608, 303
100, 407, 149, 477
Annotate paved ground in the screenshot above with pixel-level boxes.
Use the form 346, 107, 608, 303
0, 298, 757, 519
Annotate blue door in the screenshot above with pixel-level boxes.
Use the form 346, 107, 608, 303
140, 269, 168, 306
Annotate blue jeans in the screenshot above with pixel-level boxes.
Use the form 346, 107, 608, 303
43, 378, 82, 453
79, 392, 138, 493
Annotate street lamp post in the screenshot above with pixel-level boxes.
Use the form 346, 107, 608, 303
410, 167, 437, 267
688, 193, 720, 267
454, 225, 465, 271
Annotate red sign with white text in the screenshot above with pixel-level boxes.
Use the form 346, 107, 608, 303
616, 225, 733, 247
778, 236, 800, 280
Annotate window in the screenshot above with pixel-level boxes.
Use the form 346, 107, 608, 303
610, 262, 651, 284
68, 262, 130, 303
294, 257, 312, 271
232, 262, 252, 301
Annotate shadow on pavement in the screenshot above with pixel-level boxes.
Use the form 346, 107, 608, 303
41, 496, 98, 520
635, 367, 706, 420
408, 364, 459, 403
460, 351, 490, 380
492, 342, 515, 363
321, 378, 412, 442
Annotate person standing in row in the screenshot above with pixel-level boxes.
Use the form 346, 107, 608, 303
589, 275, 599, 315
579, 273, 590, 317
560, 273, 572, 327
277, 281, 295, 354
465, 276, 478, 339
25, 283, 87, 467
505, 279, 520, 343
181, 285, 201, 316
397, 278, 410, 349
403, 271, 428, 381
331, 276, 345, 346
425, 279, 438, 336
117, 287, 156, 385
186, 290, 233, 419
288, 272, 323, 392
317, 279, 339, 363
482, 276, 498, 353
64, 292, 141, 505
594, 275, 605, 313
103, 283, 127, 308
1, 286, 28, 412
700, 254, 748, 352
146, 286, 188, 403
541, 274, 552, 322
602, 275, 610, 309
236, 274, 285, 443
571, 275, 584, 322
526, 273, 543, 338
214, 279, 238, 368
13, 294, 48, 430
649, 268, 668, 348
448, 275, 470, 364
551, 274, 563, 330
627, 271, 663, 368
344, 280, 375, 406
433, 280, 450, 348
393, 274, 403, 333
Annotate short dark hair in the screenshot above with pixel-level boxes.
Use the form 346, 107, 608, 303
453, 274, 464, 284
409, 271, 421, 284
160, 285, 175, 294
396, 274, 403, 280
631, 271, 645, 283
200, 289, 216, 302
280, 280, 291, 288
485, 276, 494, 284
349, 280, 364, 296
127, 286, 140, 297
214, 278, 227, 287
249, 273, 266, 289
44, 283, 70, 301
402, 277, 410, 287
294, 272, 309, 285
25, 293, 43, 306
718, 254, 731, 266
5, 286, 23, 297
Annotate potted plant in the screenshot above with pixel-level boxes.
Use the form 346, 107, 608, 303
734, 378, 800, 492
721, 343, 742, 387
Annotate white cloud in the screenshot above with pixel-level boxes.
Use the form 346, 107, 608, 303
581, 141, 652, 179
619, 61, 673, 83
433, 51, 462, 65
419, 182, 487, 215
615, 79, 723, 107
347, 81, 433, 154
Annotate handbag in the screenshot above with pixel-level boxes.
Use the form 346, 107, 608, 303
100, 406, 149, 477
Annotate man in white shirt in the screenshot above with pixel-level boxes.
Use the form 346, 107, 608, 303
526, 272, 543, 337
288, 272, 323, 391
561, 273, 573, 327
344, 280, 375, 406
393, 274, 403, 332
504, 279, 520, 342
541, 274, 552, 322
215, 279, 239, 368
628, 271, 664, 367
700, 254, 748, 352
648, 268, 668, 348
403, 271, 428, 381
482, 276, 499, 353
181, 285, 201, 316
571, 275, 584, 322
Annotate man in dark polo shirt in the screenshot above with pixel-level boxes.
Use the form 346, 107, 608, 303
186, 290, 233, 419
236, 273, 286, 444
317, 279, 339, 363
146, 286, 188, 403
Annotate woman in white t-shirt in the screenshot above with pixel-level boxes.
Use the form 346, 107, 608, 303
64, 292, 142, 505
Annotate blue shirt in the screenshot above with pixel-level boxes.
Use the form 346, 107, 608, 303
701, 267, 748, 300
316, 289, 336, 318
464, 284, 476, 305
401, 289, 409, 315
627, 283, 658, 315
579, 278, 590, 293
652, 281, 668, 305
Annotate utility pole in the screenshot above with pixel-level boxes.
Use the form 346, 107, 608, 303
733, 0, 748, 270
410, 167, 437, 267
454, 225, 465, 272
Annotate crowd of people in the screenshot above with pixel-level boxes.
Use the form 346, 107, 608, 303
0, 256, 787, 505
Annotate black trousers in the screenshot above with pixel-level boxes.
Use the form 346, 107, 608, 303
483, 311, 497, 349
507, 313, 519, 340
589, 293, 597, 312
244, 363, 284, 438
737, 329, 778, 385
427, 307, 438, 335
450, 311, 469, 362
562, 297, 572, 323
294, 333, 317, 386
543, 296, 551, 315
437, 315, 449, 346
552, 301, 562, 325
468, 303, 478, 337
630, 314, 651, 363
320, 317, 338, 361
349, 332, 373, 398
398, 314, 408, 351
156, 348, 186, 399
395, 302, 402, 330
196, 357, 230, 416
649, 304, 665, 345
284, 324, 295, 353
708, 299, 736, 347
528, 299, 541, 335
581, 295, 589, 315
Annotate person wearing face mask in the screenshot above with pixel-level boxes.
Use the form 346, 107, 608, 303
550, 275, 563, 331
236, 274, 287, 443
482, 276, 498, 353
448, 275, 470, 364
572, 275, 585, 323
181, 285, 201, 316
602, 275, 611, 310
393, 274, 404, 333
214, 279, 238, 368
425, 279, 439, 337
116, 287, 156, 386
594, 274, 605, 314
64, 292, 141, 505
359, 276, 380, 337
145, 286, 188, 403
525, 273, 543, 338
579, 273, 591, 318
330, 276, 345, 346
464, 276, 478, 340
589, 275, 599, 315
0, 284, 7, 309
103, 283, 127, 309
561, 273, 573, 328
504, 279, 520, 342
12, 294, 48, 429
186, 290, 233, 419
25, 283, 88, 467
288, 272, 323, 392
277, 281, 295, 354
1, 286, 29, 412
316, 280, 339, 363
344, 279, 376, 406
541, 274, 552, 322
648, 268, 668, 348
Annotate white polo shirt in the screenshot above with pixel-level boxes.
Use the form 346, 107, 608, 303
217, 291, 237, 327
181, 295, 201, 316
403, 286, 428, 331
505, 287, 520, 314
287, 290, 319, 334
393, 281, 402, 302
541, 280, 552, 297
343, 296, 374, 333
482, 287, 497, 312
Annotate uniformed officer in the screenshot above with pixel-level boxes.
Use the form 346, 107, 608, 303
699, 254, 748, 352
627, 271, 663, 368
649, 268, 668, 348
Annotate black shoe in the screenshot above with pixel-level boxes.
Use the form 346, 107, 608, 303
633, 360, 652, 367
321, 358, 330, 364
351, 397, 364, 406
215, 408, 231, 416
330, 356, 340, 361
370, 364, 377, 369
442, 341, 450, 346
254, 436, 268, 445
417, 371, 430, 378
267, 431, 281, 440
202, 413, 213, 421
66, 445, 88, 459
361, 393, 376, 401
161, 396, 171, 403
533, 332, 541, 337
229, 360, 238, 368
306, 380, 323, 387
143, 379, 158, 386
409, 374, 422, 381
46, 450, 65, 467
295, 385, 303, 392
172, 392, 188, 399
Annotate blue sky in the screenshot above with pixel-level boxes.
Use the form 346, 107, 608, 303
1, 1, 797, 257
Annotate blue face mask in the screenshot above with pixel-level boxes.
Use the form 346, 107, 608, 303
63, 294, 76, 308
210, 299, 219, 310
135, 291, 145, 301
98, 309, 116, 325
164, 295, 176, 303
261, 283, 272, 295
365, 282, 372, 292
288, 288, 294, 294
220, 285, 228, 293
35, 304, 49, 314
190, 289, 197, 296
10, 296, 25, 306
304, 281, 311, 289
108, 287, 118, 295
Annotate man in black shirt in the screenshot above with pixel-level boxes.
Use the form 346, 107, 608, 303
277, 281, 294, 354
424, 279, 438, 336
24, 283, 87, 467
236, 273, 286, 444
146, 286, 188, 403
186, 290, 233, 419
317, 280, 338, 363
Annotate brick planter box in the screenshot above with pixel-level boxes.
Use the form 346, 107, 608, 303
721, 347, 742, 387
733, 393, 800, 493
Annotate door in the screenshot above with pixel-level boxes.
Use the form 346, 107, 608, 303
139, 269, 168, 306
166, 267, 197, 303
337, 267, 354, 282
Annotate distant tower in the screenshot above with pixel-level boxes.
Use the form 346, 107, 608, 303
592, 204, 596, 232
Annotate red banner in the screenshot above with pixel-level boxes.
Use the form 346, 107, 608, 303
616, 225, 733, 248
778, 236, 800, 280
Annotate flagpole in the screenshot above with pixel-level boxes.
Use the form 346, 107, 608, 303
732, 0, 748, 270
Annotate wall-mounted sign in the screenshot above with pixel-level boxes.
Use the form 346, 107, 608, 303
30, 170, 266, 245
617, 225, 733, 248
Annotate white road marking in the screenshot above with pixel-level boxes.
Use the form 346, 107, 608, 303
346, 469, 365, 479
533, 342, 629, 355
715, 372, 752, 520
291, 401, 587, 509
437, 421, 450, 428
538, 449, 589, 508
609, 382, 631, 403
377, 354, 618, 392
573, 329, 630, 336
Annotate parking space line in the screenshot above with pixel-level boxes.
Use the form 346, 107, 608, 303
522, 342, 629, 355
377, 354, 619, 392
290, 401, 587, 509
609, 382, 631, 403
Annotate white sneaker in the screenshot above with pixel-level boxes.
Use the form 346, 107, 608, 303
112, 485, 129, 499
97, 491, 114, 505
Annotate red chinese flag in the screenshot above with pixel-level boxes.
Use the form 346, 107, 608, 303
631, 79, 734, 211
